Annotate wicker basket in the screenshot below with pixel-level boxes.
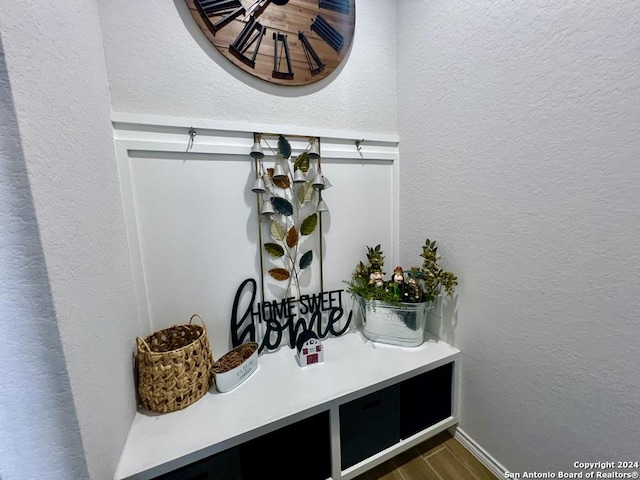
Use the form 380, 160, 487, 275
136, 314, 213, 413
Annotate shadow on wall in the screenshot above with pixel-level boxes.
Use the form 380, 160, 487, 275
425, 296, 458, 345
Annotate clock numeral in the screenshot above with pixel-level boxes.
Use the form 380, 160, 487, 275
272, 32, 294, 80
244, 0, 270, 20
198, 0, 241, 14
319, 0, 350, 15
196, 0, 244, 33
229, 18, 266, 68
311, 14, 344, 52
298, 32, 325, 75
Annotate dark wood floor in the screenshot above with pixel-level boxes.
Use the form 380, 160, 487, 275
354, 431, 498, 480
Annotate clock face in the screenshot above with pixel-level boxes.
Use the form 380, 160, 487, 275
185, 0, 356, 86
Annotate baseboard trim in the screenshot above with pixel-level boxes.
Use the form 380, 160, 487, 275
449, 427, 507, 479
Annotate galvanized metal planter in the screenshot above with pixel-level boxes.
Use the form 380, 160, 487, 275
360, 299, 434, 347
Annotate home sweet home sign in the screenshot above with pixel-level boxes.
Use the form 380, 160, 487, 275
231, 278, 352, 353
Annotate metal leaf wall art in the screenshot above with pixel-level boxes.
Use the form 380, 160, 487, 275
250, 134, 330, 299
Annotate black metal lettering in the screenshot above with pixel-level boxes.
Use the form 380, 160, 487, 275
231, 278, 257, 347
327, 306, 351, 336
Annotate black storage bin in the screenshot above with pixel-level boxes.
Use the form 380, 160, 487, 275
155, 446, 242, 480
339, 383, 401, 470
240, 411, 331, 480
400, 362, 453, 439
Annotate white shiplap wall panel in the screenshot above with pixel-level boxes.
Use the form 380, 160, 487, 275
114, 115, 399, 357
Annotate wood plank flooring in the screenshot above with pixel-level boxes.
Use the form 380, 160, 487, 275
354, 431, 498, 480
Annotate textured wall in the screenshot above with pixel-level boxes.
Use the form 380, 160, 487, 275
98, 0, 398, 134
398, 0, 640, 472
0, 2, 140, 479
0, 35, 89, 480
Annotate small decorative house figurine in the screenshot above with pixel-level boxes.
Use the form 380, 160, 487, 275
296, 330, 324, 367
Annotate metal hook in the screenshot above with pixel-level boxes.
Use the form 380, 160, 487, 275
187, 127, 197, 151
355, 139, 364, 151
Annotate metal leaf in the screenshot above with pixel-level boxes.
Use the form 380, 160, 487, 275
300, 214, 318, 236
267, 166, 290, 189
278, 135, 291, 159
264, 243, 284, 257
272, 197, 293, 216
297, 181, 316, 205
270, 220, 287, 241
286, 226, 299, 248
273, 174, 291, 189
269, 268, 290, 281
294, 151, 310, 173
299, 250, 313, 270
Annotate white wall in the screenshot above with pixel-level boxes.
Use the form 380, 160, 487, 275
1, 1, 399, 478
398, 0, 640, 473
98, 0, 398, 134
0, 2, 140, 479
0, 35, 89, 480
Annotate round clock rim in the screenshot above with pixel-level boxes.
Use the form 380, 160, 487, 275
184, 0, 356, 86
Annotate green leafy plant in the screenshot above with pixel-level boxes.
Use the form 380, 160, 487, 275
346, 239, 458, 305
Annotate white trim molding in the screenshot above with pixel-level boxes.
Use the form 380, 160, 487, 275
450, 427, 508, 479
112, 112, 400, 164
111, 112, 400, 146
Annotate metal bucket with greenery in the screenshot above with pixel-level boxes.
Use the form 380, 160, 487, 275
346, 240, 458, 347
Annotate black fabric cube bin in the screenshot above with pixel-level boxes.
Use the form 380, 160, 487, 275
339, 383, 401, 470
155, 446, 242, 480
240, 411, 331, 480
400, 362, 453, 439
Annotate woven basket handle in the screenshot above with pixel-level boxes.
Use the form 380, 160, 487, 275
189, 313, 206, 331
136, 336, 151, 353
136, 314, 206, 353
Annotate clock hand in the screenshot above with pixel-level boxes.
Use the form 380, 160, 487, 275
243, 0, 270, 21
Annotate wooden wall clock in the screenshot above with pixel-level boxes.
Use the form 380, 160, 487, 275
185, 0, 356, 86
